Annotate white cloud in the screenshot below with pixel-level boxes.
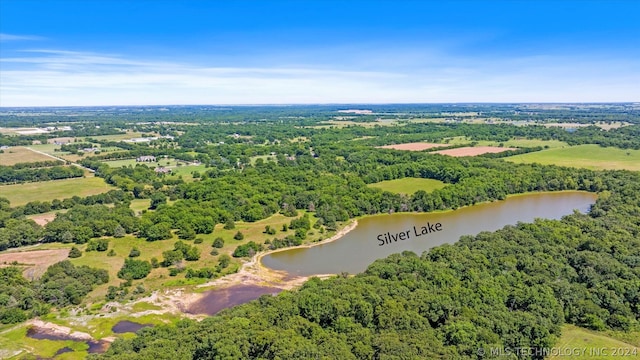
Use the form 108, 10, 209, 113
0, 33, 44, 42
0, 48, 638, 106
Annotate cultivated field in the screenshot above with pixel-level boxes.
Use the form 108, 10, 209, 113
1, 176, 115, 207
550, 325, 638, 359
0, 146, 58, 165
368, 178, 446, 194
377, 142, 447, 151
431, 146, 517, 157
505, 145, 640, 171
0, 249, 70, 279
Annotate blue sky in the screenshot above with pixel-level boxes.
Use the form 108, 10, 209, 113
1, 0, 639, 106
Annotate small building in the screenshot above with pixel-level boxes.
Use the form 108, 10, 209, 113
136, 155, 156, 162
82, 147, 99, 152
154, 167, 171, 174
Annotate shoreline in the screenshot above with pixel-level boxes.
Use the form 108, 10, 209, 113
195, 219, 359, 292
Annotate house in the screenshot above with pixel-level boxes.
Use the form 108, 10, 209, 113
154, 167, 171, 174
82, 147, 99, 152
136, 155, 156, 162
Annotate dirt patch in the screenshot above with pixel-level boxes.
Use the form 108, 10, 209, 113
0, 249, 69, 279
377, 142, 446, 151
28, 213, 58, 226
431, 146, 517, 157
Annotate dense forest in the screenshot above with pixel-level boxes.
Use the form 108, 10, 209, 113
94, 170, 640, 359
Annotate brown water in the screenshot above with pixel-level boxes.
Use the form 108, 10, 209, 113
111, 320, 152, 334
186, 284, 282, 315
26, 327, 110, 354
262, 192, 597, 276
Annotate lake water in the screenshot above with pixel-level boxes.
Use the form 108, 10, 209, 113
186, 284, 282, 315
262, 192, 597, 276
111, 320, 153, 334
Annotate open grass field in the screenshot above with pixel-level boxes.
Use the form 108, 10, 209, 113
431, 146, 517, 157
505, 144, 640, 171
249, 155, 277, 165
0, 146, 57, 165
129, 199, 151, 214
0, 176, 115, 207
549, 325, 638, 359
377, 142, 447, 151
368, 178, 447, 194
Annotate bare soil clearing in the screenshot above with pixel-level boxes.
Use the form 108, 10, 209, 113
377, 142, 446, 151
432, 146, 517, 157
0, 249, 69, 279
28, 212, 58, 226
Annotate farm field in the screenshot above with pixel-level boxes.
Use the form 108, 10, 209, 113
441, 136, 568, 149
80, 131, 145, 141
549, 325, 638, 359
0, 146, 58, 165
0, 249, 70, 279
0, 176, 115, 207
377, 142, 447, 151
367, 178, 447, 194
431, 146, 517, 157
505, 144, 640, 171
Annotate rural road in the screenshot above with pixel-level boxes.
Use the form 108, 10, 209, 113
26, 147, 96, 173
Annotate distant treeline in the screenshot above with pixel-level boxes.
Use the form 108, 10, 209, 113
0, 165, 84, 184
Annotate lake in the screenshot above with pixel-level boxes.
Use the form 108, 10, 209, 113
262, 191, 597, 276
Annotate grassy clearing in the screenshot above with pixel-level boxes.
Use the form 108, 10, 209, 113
166, 164, 207, 182
1, 177, 116, 207
0, 146, 55, 165
368, 178, 447, 194
249, 155, 277, 165
549, 325, 638, 359
129, 199, 151, 214
505, 144, 640, 171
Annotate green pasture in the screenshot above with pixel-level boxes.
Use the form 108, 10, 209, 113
367, 178, 447, 194
1, 177, 115, 207
505, 144, 640, 171
549, 325, 638, 359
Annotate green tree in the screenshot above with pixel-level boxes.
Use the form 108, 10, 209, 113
68, 246, 82, 258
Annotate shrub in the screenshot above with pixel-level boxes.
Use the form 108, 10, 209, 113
117, 259, 152, 280
213, 237, 224, 248
68, 246, 82, 258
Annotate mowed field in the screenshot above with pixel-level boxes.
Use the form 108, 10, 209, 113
377, 142, 447, 151
0, 146, 56, 165
0, 176, 115, 207
505, 145, 640, 171
549, 325, 638, 359
368, 178, 446, 194
432, 146, 517, 157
